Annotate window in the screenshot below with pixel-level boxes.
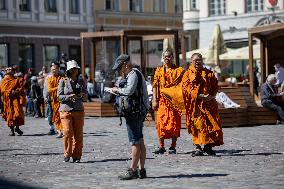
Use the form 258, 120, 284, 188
175, 0, 183, 13
0, 0, 5, 10
45, 0, 57, 13
209, 0, 226, 16
153, 0, 165, 13
19, 0, 31, 11
129, 0, 142, 12
191, 0, 196, 9
246, 0, 263, 12
19, 44, 34, 74
69, 45, 81, 65
105, 0, 118, 11
69, 0, 79, 14
43, 45, 59, 67
0, 44, 8, 68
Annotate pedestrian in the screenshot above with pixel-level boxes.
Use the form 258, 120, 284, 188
1, 67, 26, 136
47, 62, 64, 138
30, 76, 44, 118
182, 53, 223, 156
111, 54, 148, 180
57, 60, 86, 163
43, 70, 56, 135
274, 63, 284, 87
261, 74, 284, 124
152, 48, 184, 154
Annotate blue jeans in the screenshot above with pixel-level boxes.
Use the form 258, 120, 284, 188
46, 102, 55, 130
125, 113, 144, 145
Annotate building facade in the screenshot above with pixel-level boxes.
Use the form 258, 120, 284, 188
0, 0, 94, 73
92, 0, 183, 81
183, 0, 284, 74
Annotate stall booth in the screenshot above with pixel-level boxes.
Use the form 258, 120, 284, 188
248, 23, 284, 96
80, 30, 179, 117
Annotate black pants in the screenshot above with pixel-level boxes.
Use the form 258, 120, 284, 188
262, 101, 284, 121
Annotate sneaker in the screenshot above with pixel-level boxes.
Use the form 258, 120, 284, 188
192, 144, 204, 157
169, 146, 176, 154
138, 168, 147, 179
56, 132, 63, 138
153, 147, 166, 154
15, 128, 23, 136
72, 158, 80, 163
118, 168, 139, 180
64, 157, 70, 162
203, 145, 216, 156
47, 130, 56, 135
9, 131, 15, 136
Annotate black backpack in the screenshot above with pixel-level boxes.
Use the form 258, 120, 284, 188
115, 70, 146, 124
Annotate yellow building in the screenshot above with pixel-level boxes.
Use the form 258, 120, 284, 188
94, 0, 183, 31
89, 0, 183, 90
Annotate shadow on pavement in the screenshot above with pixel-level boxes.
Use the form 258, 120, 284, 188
21, 133, 47, 137
0, 149, 24, 152
0, 178, 42, 189
215, 149, 282, 156
148, 173, 229, 179
83, 157, 154, 163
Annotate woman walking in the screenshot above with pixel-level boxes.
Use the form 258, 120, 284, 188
57, 60, 87, 163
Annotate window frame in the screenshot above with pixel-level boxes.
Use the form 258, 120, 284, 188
43, 45, 59, 67
44, 0, 57, 13
153, 0, 165, 13
245, 0, 264, 13
129, 0, 143, 12
19, 0, 31, 12
0, 0, 6, 10
69, 0, 79, 14
208, 0, 226, 17
0, 43, 9, 68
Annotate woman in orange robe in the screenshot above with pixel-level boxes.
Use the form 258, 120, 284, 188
182, 53, 223, 156
152, 49, 184, 154
47, 62, 63, 138
1, 67, 25, 136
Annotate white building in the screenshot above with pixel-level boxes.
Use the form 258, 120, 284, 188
183, 0, 284, 74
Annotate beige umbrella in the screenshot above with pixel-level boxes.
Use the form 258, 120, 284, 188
219, 44, 260, 60
206, 24, 227, 66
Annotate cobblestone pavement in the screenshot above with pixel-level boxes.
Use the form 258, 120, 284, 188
0, 116, 284, 189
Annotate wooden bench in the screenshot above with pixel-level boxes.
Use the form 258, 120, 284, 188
84, 87, 278, 127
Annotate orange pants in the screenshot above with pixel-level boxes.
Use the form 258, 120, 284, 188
60, 111, 84, 159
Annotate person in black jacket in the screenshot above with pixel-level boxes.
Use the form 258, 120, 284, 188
261, 74, 284, 124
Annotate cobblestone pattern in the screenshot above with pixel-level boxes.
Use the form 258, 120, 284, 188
0, 117, 284, 189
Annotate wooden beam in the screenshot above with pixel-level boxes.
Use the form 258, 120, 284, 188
248, 23, 284, 35
90, 41, 95, 85
81, 30, 124, 38
174, 32, 179, 66
249, 33, 254, 96
142, 35, 174, 41
260, 40, 265, 85
80, 37, 85, 78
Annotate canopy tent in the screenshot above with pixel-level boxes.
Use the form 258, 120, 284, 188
219, 44, 260, 60
179, 48, 209, 62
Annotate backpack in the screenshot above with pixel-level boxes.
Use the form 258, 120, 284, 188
115, 70, 146, 123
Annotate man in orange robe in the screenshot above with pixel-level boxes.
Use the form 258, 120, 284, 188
152, 49, 184, 154
1, 67, 26, 136
47, 62, 63, 138
182, 53, 223, 156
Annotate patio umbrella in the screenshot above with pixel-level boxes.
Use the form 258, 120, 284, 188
219, 44, 260, 60
206, 24, 227, 66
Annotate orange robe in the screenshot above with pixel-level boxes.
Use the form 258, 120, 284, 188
153, 64, 184, 139
1, 75, 25, 127
47, 75, 62, 131
182, 65, 223, 146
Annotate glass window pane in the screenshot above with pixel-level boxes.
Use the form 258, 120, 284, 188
70, 0, 79, 14
45, 0, 57, 13
19, 0, 31, 11
19, 44, 34, 74
68, 45, 81, 64
0, 44, 8, 68
43, 45, 58, 67
0, 0, 5, 10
